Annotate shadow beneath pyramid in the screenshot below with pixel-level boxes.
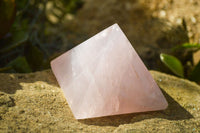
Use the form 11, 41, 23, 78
78, 89, 193, 127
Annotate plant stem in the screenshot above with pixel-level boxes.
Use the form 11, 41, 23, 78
0, 66, 12, 72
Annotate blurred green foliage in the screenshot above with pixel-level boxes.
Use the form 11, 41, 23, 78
160, 43, 200, 83
0, 0, 83, 73
0, 0, 16, 38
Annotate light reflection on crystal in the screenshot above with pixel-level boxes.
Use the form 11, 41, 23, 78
51, 24, 168, 119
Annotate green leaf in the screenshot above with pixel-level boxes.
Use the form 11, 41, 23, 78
160, 53, 184, 77
7, 56, 32, 73
189, 61, 200, 82
0, 66, 12, 72
0, 0, 16, 38
25, 44, 44, 71
12, 30, 28, 44
15, 0, 29, 11
181, 43, 200, 48
172, 43, 200, 52
0, 30, 28, 54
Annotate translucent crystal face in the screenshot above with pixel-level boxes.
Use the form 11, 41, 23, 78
51, 24, 168, 119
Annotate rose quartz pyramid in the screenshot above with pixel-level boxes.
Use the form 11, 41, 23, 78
51, 24, 168, 119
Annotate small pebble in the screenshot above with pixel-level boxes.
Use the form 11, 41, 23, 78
191, 16, 196, 23
160, 10, 166, 18
176, 18, 182, 25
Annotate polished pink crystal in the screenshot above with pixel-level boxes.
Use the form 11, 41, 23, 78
51, 24, 168, 119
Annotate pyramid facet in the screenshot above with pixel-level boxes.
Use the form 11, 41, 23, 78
51, 24, 168, 119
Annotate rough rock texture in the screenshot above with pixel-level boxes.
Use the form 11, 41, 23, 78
0, 70, 200, 132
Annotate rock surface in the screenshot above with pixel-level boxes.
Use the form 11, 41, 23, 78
0, 70, 200, 132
